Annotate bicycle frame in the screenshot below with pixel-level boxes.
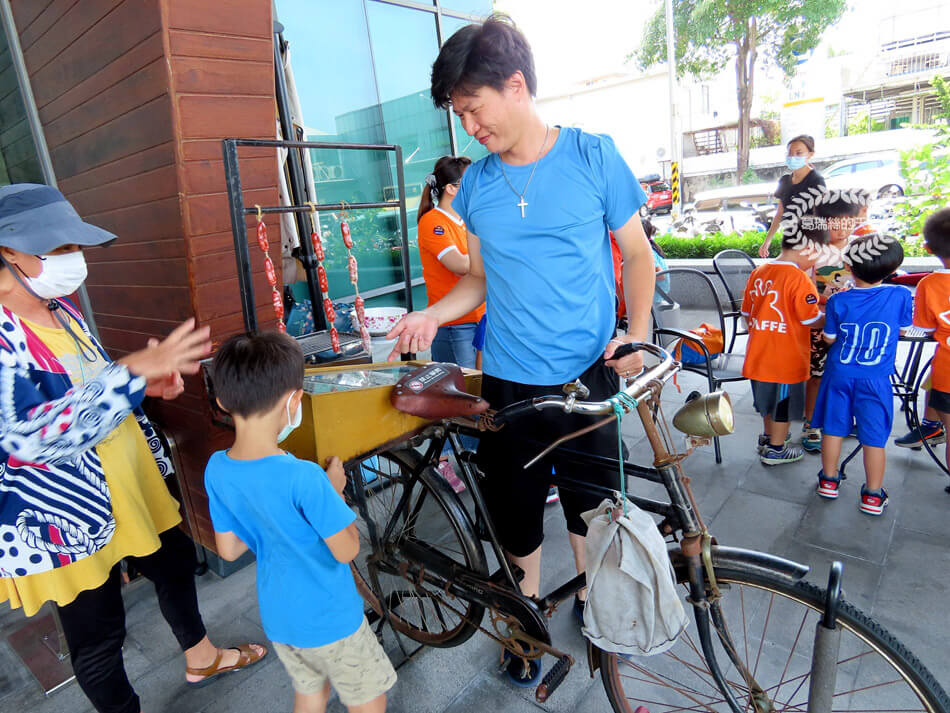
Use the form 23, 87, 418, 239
353, 369, 809, 711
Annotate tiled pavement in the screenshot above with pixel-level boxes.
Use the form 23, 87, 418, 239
2, 364, 949, 713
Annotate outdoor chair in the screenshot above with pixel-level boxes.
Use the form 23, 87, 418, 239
653, 267, 747, 463
712, 249, 756, 352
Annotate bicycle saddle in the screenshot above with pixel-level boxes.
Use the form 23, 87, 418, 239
390, 362, 488, 419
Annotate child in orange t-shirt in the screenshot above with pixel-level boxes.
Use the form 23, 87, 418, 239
911, 208, 950, 471
742, 232, 825, 465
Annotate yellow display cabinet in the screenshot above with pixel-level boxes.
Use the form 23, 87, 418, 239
280, 361, 482, 466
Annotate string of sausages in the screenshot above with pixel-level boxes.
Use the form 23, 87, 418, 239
306, 203, 340, 353
340, 203, 372, 355
253, 206, 286, 333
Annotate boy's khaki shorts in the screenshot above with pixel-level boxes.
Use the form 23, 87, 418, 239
273, 617, 396, 706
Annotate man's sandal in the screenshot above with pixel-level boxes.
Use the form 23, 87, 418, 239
185, 644, 267, 688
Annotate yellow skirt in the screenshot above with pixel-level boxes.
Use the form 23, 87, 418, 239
1, 416, 183, 617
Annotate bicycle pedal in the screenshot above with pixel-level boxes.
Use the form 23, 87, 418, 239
536, 654, 573, 703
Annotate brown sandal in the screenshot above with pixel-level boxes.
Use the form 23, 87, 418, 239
185, 643, 267, 688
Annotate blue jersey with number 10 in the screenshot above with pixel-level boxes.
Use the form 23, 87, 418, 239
823, 285, 913, 379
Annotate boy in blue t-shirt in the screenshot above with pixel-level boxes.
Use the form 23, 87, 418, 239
811, 236, 912, 515
204, 332, 395, 713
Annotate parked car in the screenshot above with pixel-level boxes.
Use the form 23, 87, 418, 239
822, 152, 905, 199
639, 174, 673, 215
683, 183, 777, 233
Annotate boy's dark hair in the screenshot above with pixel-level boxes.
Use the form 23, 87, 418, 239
783, 226, 829, 251
814, 189, 866, 219
923, 207, 950, 258
212, 331, 304, 417
847, 236, 904, 284
430, 14, 536, 109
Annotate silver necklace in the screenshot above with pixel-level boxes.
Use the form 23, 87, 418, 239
499, 125, 550, 219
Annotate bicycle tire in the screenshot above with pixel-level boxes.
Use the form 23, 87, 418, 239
599, 563, 949, 713
347, 448, 489, 648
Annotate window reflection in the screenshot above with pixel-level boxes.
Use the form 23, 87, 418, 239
0, 28, 44, 185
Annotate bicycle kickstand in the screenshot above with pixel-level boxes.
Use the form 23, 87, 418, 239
807, 561, 844, 713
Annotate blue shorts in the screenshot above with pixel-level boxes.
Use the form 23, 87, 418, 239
472, 314, 487, 351
811, 373, 893, 448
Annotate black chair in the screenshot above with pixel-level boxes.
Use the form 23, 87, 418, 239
712, 249, 756, 353
652, 267, 747, 463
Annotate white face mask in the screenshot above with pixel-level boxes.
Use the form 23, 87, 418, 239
25, 251, 88, 299
277, 392, 303, 443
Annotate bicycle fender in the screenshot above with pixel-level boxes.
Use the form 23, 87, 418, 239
670, 546, 809, 582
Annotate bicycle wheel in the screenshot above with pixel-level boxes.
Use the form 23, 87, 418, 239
600, 563, 949, 713
346, 448, 488, 648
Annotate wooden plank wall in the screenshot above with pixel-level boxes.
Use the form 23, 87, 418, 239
10, 0, 282, 551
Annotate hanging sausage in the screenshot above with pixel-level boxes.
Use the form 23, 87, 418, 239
307, 203, 340, 352
254, 206, 286, 333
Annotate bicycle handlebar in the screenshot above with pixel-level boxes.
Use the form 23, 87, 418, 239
492, 342, 678, 426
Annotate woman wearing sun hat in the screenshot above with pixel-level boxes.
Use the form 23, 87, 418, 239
0, 184, 266, 713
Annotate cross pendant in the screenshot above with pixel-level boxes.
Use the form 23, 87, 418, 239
517, 196, 528, 218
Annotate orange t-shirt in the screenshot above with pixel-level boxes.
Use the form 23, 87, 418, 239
417, 207, 486, 327
912, 270, 950, 392
741, 261, 822, 384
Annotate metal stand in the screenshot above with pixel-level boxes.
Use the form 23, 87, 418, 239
6, 609, 75, 695
807, 562, 844, 713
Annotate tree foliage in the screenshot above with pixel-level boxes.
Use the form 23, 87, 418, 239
895, 75, 950, 236
636, 0, 846, 178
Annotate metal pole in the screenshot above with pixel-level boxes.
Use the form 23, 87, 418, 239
273, 27, 326, 331
0, 0, 100, 339
394, 145, 414, 315
664, 0, 680, 217
222, 140, 258, 333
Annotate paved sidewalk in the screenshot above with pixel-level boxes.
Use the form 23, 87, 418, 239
2, 368, 949, 713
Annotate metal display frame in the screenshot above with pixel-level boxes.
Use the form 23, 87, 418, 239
222, 137, 414, 336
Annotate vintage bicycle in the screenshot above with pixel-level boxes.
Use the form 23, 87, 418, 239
341, 343, 948, 713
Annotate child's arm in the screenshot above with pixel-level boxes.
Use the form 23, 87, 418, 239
214, 530, 250, 562
325, 522, 360, 563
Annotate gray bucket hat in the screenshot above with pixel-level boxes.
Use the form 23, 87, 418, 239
0, 183, 116, 255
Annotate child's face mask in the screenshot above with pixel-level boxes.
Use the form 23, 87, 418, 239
278, 392, 303, 443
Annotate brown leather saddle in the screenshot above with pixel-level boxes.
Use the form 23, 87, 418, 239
390, 362, 489, 419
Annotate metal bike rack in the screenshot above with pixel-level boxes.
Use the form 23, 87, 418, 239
807, 561, 844, 713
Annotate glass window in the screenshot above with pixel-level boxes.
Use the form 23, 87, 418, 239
439, 1, 493, 15
853, 161, 883, 172
825, 164, 854, 177
0, 28, 43, 185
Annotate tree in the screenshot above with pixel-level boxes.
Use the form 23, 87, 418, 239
636, 0, 846, 181
895, 75, 950, 237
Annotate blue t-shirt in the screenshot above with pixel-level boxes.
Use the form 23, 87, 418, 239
453, 127, 646, 384
204, 452, 362, 648
823, 284, 913, 380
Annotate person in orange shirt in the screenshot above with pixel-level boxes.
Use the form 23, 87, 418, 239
417, 155, 485, 368
742, 231, 825, 465
911, 208, 950, 471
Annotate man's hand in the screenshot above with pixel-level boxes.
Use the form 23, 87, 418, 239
385, 311, 440, 361
603, 335, 645, 379
325, 456, 346, 494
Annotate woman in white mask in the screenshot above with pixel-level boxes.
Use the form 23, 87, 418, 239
0, 184, 266, 713
758, 134, 826, 258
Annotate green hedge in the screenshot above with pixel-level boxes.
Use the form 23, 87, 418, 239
654, 231, 930, 259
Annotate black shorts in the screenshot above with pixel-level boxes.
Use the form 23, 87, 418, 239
476, 359, 622, 557
929, 387, 950, 415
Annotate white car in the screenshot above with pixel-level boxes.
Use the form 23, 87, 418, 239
822, 153, 905, 199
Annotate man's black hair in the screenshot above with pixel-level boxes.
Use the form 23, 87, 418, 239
430, 14, 537, 109
847, 236, 904, 284
212, 331, 304, 418
923, 207, 950, 259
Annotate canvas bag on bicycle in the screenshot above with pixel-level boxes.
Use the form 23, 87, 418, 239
581, 498, 688, 655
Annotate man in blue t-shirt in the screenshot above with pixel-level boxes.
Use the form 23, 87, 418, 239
205, 333, 396, 712
386, 16, 655, 681
812, 237, 911, 516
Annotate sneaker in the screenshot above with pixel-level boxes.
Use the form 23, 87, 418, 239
757, 433, 791, 455
437, 459, 466, 494
760, 444, 804, 466
816, 469, 840, 499
894, 423, 946, 449
802, 426, 822, 453
859, 485, 889, 516
502, 650, 542, 688
546, 485, 560, 505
